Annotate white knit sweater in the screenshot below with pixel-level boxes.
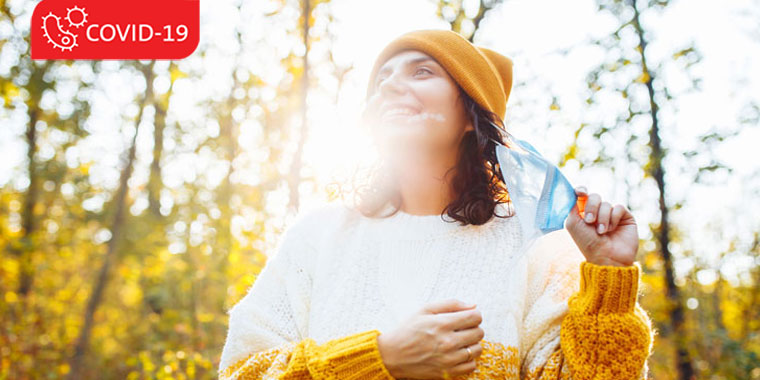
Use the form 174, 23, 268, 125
218, 201, 652, 379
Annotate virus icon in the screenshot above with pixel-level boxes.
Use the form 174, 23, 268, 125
66, 6, 88, 28
41, 12, 78, 52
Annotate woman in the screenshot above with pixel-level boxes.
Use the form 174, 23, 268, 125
218, 29, 653, 380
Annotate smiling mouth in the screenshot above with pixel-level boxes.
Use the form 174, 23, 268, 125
379, 110, 446, 124
381, 107, 421, 121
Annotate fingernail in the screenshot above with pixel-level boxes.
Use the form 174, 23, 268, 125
597, 224, 605, 234
585, 213, 594, 223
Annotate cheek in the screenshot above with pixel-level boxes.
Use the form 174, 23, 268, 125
421, 95, 469, 145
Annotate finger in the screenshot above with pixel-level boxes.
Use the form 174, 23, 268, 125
451, 326, 485, 347
452, 342, 483, 366
446, 356, 478, 378
576, 193, 588, 219
573, 186, 588, 219
422, 299, 476, 314
470, 341, 483, 359
566, 198, 588, 229
565, 200, 579, 229
596, 201, 612, 234
441, 308, 482, 331
583, 193, 601, 224
608, 204, 626, 232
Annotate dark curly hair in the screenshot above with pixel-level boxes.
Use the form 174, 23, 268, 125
330, 86, 515, 226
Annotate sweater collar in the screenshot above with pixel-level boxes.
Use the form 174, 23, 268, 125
358, 202, 511, 241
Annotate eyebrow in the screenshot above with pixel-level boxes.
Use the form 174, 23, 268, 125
376, 56, 437, 78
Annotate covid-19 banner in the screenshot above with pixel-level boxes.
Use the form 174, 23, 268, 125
31, 0, 199, 60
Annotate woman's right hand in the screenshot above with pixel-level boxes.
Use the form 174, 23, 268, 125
376, 299, 484, 379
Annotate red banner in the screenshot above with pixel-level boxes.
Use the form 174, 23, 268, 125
31, 0, 199, 60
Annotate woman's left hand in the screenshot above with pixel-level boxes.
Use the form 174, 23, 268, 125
565, 186, 639, 267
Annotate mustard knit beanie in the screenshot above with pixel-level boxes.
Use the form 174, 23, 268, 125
365, 29, 514, 127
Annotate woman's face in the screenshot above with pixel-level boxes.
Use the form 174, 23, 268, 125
363, 50, 473, 167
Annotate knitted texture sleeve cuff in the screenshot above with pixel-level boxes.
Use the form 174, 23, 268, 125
302, 329, 395, 380
574, 261, 640, 314
219, 329, 395, 380
559, 261, 654, 379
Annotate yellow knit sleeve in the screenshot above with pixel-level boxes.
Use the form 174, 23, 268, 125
519, 229, 653, 380
219, 329, 396, 380
558, 261, 654, 380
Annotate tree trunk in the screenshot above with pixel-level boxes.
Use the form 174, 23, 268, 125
147, 100, 166, 217
147, 66, 176, 217
66, 62, 155, 380
287, 0, 311, 215
630, 1, 694, 379
17, 108, 39, 298
16, 60, 55, 298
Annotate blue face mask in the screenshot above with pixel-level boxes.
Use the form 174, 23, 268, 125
492, 133, 578, 245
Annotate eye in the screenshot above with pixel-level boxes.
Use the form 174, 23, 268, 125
415, 67, 433, 75
375, 67, 433, 89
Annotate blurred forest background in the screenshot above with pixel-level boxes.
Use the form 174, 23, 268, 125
2, 0, 759, 379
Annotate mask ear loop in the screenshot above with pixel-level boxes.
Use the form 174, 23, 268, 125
487, 119, 516, 148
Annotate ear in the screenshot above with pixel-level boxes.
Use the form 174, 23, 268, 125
465, 120, 475, 132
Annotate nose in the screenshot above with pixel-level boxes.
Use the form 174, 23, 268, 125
376, 70, 407, 98
365, 70, 409, 122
